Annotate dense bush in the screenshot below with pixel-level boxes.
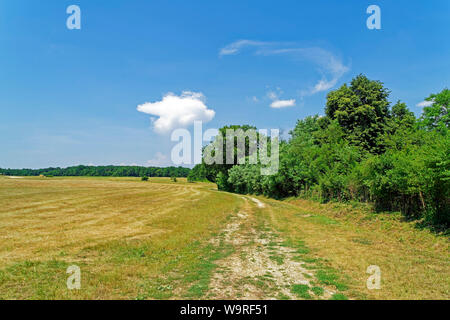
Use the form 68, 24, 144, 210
187, 164, 208, 182
216, 171, 231, 192
199, 76, 449, 229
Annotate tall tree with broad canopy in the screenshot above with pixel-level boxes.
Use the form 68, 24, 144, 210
325, 74, 390, 154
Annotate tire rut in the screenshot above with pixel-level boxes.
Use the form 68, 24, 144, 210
207, 197, 335, 300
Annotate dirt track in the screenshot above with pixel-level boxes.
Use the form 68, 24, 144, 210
207, 197, 335, 300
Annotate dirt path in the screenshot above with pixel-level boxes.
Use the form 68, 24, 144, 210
207, 197, 335, 300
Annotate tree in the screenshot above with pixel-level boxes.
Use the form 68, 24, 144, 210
187, 164, 207, 182
216, 171, 230, 191
204, 78, 448, 230
419, 88, 449, 134
202, 124, 258, 182
0, 165, 191, 178
390, 101, 416, 130
325, 74, 390, 154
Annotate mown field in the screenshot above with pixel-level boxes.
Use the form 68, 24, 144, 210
0, 176, 448, 300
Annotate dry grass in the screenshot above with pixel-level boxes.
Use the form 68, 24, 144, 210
262, 197, 450, 300
0, 176, 241, 299
0, 176, 448, 300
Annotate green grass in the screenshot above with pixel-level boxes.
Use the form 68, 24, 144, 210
291, 284, 311, 299
351, 238, 373, 245
0, 260, 73, 299
306, 215, 339, 225
269, 255, 284, 265
330, 293, 349, 300
311, 286, 324, 296
316, 269, 348, 291
277, 293, 291, 300
183, 243, 234, 298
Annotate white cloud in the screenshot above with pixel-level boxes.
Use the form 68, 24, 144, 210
147, 152, 171, 167
220, 40, 350, 95
265, 47, 349, 95
416, 100, 434, 108
266, 87, 295, 109
137, 91, 215, 134
311, 78, 338, 94
270, 99, 296, 109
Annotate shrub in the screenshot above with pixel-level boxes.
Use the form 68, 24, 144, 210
207, 77, 449, 230
216, 172, 230, 191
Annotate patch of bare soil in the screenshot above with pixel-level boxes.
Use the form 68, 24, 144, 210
207, 198, 335, 300
249, 197, 266, 208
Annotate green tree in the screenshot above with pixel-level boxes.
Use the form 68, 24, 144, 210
216, 171, 230, 191
187, 164, 207, 182
390, 101, 416, 130
202, 124, 258, 182
419, 88, 449, 134
325, 74, 390, 154
0, 165, 191, 178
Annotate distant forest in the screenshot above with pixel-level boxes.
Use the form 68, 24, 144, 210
0, 165, 190, 178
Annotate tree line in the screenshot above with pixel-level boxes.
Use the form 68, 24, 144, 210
0, 165, 190, 178
189, 75, 449, 229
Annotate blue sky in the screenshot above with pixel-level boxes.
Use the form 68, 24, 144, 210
0, 0, 448, 168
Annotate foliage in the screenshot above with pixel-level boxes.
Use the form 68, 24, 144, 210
216, 171, 230, 192
201, 125, 259, 183
206, 76, 449, 229
419, 88, 449, 134
187, 164, 207, 182
0, 165, 190, 178
325, 74, 390, 154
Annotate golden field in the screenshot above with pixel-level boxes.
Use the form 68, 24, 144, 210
0, 176, 448, 299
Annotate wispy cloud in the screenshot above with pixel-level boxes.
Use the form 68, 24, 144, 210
219, 40, 271, 56
219, 40, 350, 95
267, 90, 280, 100
137, 91, 215, 134
147, 152, 170, 167
416, 100, 434, 108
